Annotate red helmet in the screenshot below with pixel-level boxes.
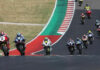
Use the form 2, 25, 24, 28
83, 34, 87, 38
81, 13, 84, 15
81, 13, 85, 17
87, 10, 91, 14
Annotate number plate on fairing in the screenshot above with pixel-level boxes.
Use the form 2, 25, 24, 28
0, 36, 5, 42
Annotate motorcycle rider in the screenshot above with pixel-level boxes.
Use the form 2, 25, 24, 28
14, 33, 26, 55
0, 32, 10, 51
42, 37, 52, 55
67, 38, 75, 55
87, 30, 94, 44
75, 37, 83, 54
95, 20, 100, 28
84, 3, 91, 11
84, 4, 91, 18
78, 0, 83, 6
0, 32, 10, 56
82, 34, 88, 48
87, 30, 94, 36
81, 13, 86, 24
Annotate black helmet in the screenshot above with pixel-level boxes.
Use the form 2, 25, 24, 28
86, 3, 88, 6
76, 37, 80, 41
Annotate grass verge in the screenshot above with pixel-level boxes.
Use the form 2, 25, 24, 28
0, 0, 55, 24
0, 24, 44, 49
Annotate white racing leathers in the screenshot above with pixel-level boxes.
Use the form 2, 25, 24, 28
42, 39, 52, 51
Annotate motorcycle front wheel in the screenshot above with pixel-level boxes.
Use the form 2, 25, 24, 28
2, 46, 9, 56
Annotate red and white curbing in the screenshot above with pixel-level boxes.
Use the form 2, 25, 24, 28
57, 0, 75, 35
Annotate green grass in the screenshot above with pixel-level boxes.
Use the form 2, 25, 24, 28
0, 24, 44, 49
0, 0, 55, 24
0, 0, 55, 51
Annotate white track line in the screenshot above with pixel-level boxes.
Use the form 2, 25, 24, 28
0, 22, 45, 26
8, 0, 57, 55
30, 0, 58, 55
9, 0, 75, 55
53, 0, 75, 46
57, 0, 75, 34
33, 0, 76, 55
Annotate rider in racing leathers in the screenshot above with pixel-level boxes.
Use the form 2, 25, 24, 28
82, 34, 88, 48
14, 33, 25, 43
75, 37, 83, 48
84, 3, 91, 11
75, 37, 83, 54
78, 0, 83, 6
87, 30, 94, 38
67, 38, 75, 54
14, 33, 26, 51
96, 20, 100, 28
87, 30, 94, 44
0, 32, 10, 51
81, 13, 85, 19
42, 37, 52, 55
81, 13, 86, 24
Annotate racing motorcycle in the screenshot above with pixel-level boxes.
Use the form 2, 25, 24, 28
82, 40, 88, 49
15, 37, 25, 56
44, 46, 50, 55
97, 25, 100, 35
79, 0, 83, 6
68, 45, 75, 55
81, 16, 85, 24
76, 41, 82, 54
43, 41, 51, 55
88, 34, 94, 44
86, 10, 91, 19
95, 20, 100, 28
0, 36, 9, 56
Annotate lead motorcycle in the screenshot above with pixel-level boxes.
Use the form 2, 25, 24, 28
43, 41, 51, 55
0, 36, 9, 56
14, 37, 25, 56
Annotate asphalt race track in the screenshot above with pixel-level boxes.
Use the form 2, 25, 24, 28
52, 0, 100, 55
1, 0, 100, 70
0, 56, 100, 70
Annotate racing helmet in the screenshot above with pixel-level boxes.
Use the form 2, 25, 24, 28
81, 13, 84, 16
76, 37, 80, 41
83, 34, 87, 38
44, 37, 48, 41
44, 37, 48, 43
88, 30, 92, 33
17, 33, 21, 37
86, 3, 88, 6
0, 31, 4, 36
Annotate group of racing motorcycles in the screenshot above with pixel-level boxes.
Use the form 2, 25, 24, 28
67, 30, 94, 55
0, 32, 26, 56
66, 0, 95, 55
0, 31, 51, 56
39, 0, 95, 56
1, 0, 100, 56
